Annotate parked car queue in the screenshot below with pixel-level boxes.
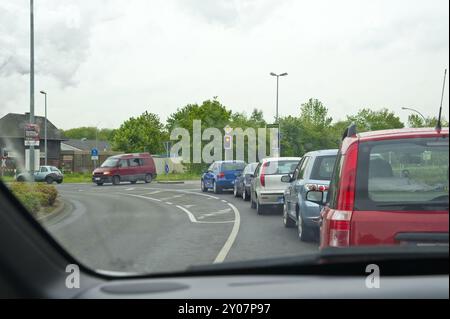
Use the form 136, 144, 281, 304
200, 125, 449, 249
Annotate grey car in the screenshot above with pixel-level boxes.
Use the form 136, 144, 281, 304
281, 149, 338, 242
233, 162, 259, 201
16, 166, 64, 184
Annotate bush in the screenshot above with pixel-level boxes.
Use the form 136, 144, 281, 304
9, 182, 58, 214
14, 192, 41, 214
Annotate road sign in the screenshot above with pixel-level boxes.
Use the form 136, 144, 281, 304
24, 124, 40, 146
91, 148, 99, 157
165, 163, 170, 174
91, 156, 99, 161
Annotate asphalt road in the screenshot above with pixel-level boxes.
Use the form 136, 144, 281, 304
43, 181, 319, 275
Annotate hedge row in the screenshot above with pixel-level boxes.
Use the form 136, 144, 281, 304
9, 182, 58, 215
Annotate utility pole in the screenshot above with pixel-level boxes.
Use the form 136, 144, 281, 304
29, 0, 35, 174
270, 72, 288, 157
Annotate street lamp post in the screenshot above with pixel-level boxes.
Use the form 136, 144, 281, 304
402, 107, 427, 123
270, 72, 288, 156
29, 0, 35, 174
40, 91, 47, 165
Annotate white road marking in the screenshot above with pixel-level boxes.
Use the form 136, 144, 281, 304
221, 200, 227, 203
146, 190, 162, 195
214, 202, 241, 263
159, 194, 185, 201
121, 193, 161, 202
125, 188, 135, 191
175, 206, 234, 224
165, 202, 173, 205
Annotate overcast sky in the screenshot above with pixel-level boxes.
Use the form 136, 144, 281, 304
0, 0, 449, 130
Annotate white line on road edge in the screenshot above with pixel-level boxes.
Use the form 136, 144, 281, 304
125, 188, 135, 191
213, 202, 241, 264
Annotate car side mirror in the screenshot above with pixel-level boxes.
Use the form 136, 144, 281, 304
281, 175, 292, 183
306, 190, 326, 205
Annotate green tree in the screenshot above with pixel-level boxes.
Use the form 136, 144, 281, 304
299, 98, 333, 129
407, 114, 449, 128
347, 108, 404, 132
62, 127, 116, 141
112, 111, 166, 154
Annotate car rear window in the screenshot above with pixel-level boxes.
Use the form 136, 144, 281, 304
221, 162, 246, 171
310, 155, 337, 180
355, 137, 449, 211
263, 160, 299, 175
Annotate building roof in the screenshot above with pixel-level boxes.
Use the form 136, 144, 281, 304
0, 113, 64, 140
61, 139, 113, 152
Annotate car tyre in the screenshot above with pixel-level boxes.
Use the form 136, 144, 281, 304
144, 174, 152, 184
283, 203, 295, 228
56, 179, 63, 184
242, 189, 250, 201
233, 184, 239, 197
130, 181, 137, 184
45, 176, 54, 184
112, 175, 121, 186
297, 210, 315, 242
201, 180, 208, 192
213, 181, 222, 194
256, 199, 264, 215
250, 192, 256, 209
96, 182, 104, 186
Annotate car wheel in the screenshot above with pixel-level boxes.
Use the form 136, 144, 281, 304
201, 180, 208, 192
17, 176, 25, 182
96, 182, 104, 186
250, 192, 256, 209
112, 175, 121, 186
213, 181, 221, 194
242, 189, 249, 201
256, 199, 264, 215
56, 180, 63, 184
130, 181, 137, 184
233, 184, 239, 197
297, 210, 314, 242
144, 174, 152, 184
45, 176, 54, 184
283, 202, 295, 228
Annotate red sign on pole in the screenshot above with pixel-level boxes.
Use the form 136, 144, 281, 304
24, 124, 40, 146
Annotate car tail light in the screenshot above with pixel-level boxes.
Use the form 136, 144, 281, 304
217, 172, 225, 179
336, 141, 358, 211
260, 162, 268, 187
328, 210, 352, 247
305, 184, 329, 192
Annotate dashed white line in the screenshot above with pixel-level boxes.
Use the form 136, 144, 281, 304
165, 202, 173, 205
175, 205, 234, 224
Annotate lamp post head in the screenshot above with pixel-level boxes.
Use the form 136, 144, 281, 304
280, 73, 288, 77
270, 72, 277, 77
40, 90, 46, 95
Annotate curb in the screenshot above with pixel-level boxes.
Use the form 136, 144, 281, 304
37, 199, 66, 223
156, 181, 185, 185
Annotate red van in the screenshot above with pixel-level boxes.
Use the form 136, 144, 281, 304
306, 125, 449, 248
92, 153, 157, 186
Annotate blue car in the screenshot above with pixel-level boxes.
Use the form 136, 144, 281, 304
281, 149, 338, 242
201, 161, 246, 194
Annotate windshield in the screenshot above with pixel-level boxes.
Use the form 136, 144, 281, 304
264, 160, 300, 175
221, 162, 246, 171
0, 0, 448, 281
101, 158, 119, 168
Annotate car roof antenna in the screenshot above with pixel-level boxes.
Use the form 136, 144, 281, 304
436, 68, 447, 132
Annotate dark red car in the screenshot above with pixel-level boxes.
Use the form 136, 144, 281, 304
92, 153, 157, 186
306, 126, 449, 248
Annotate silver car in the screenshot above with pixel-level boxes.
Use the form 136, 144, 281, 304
250, 157, 301, 214
16, 166, 64, 184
